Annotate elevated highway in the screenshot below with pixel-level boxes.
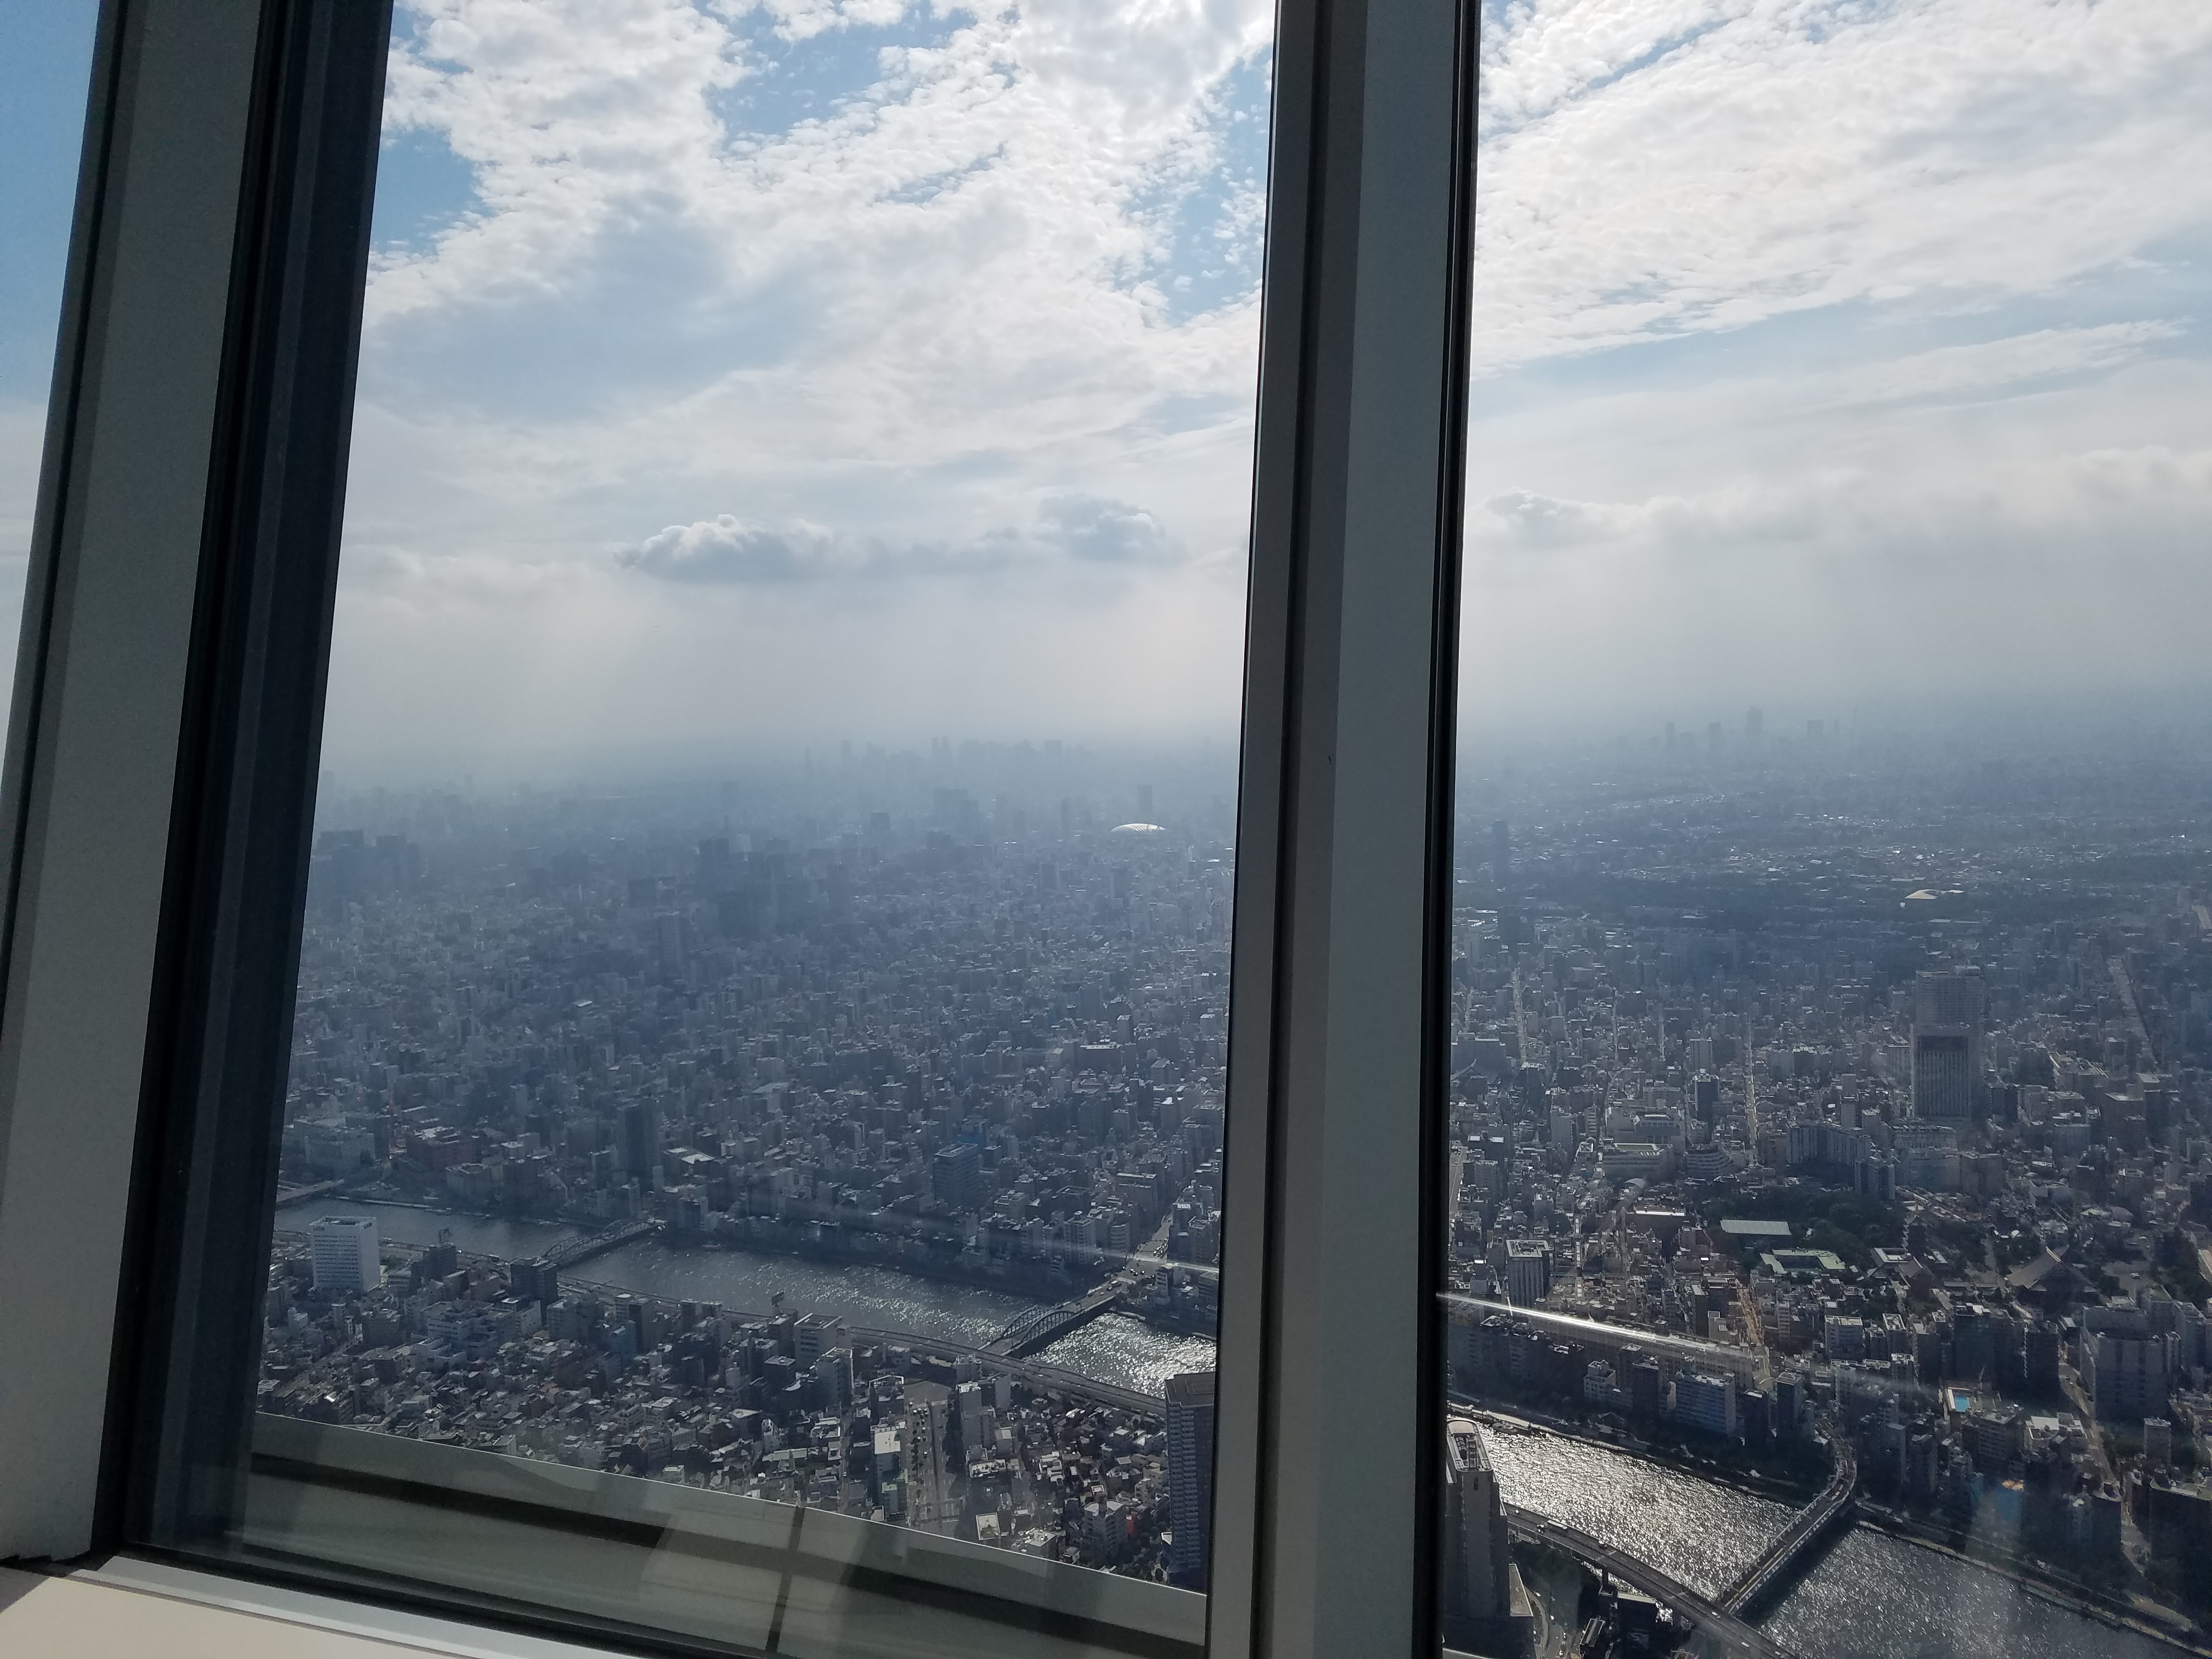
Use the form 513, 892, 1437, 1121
1504, 1505, 1799, 1659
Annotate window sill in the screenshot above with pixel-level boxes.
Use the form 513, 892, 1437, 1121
0, 1558, 617, 1659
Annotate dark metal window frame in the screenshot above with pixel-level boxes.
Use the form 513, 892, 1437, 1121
0, 1, 1479, 1655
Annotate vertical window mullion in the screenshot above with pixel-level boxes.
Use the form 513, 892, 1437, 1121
121, 0, 391, 1551
1215, 1, 1476, 1655
0, 0, 271, 1564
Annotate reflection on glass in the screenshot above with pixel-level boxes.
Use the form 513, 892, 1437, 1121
224, 2, 1269, 1651
1441, 4, 2212, 1657
0, 1, 100, 718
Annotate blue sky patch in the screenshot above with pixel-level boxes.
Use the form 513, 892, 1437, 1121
714, 9, 962, 141
370, 126, 481, 257
0, 0, 100, 397
1128, 52, 1271, 325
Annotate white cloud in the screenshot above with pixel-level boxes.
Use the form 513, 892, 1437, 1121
613, 493, 1183, 583
1815, 323, 2185, 411
319, 0, 2212, 772
1472, 0, 2212, 371
726, 0, 918, 46
1444, 0, 2212, 736
323, 0, 1273, 770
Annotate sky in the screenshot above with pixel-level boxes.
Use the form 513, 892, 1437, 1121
1457, 0, 2212, 747
330, 0, 1274, 780
4, 2, 2212, 781
0, 0, 99, 697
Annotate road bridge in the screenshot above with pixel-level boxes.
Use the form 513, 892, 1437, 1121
985, 1285, 1122, 1358
543, 1218, 655, 1271
1719, 1441, 1857, 1621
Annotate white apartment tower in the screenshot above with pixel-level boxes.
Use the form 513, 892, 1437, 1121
309, 1215, 381, 1293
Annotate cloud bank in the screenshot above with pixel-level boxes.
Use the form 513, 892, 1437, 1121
616, 493, 1183, 584
314, 0, 2212, 776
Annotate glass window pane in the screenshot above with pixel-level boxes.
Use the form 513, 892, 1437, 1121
149, 3, 1266, 1653
0, 0, 100, 724
1440, 5, 2212, 1657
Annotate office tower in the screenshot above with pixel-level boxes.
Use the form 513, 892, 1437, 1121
310, 1215, 381, 1294
655, 911, 685, 975
1441, 1418, 1533, 1655
1503, 1239, 1550, 1306
1746, 706, 1763, 741
1692, 1071, 1721, 1121
1491, 820, 1510, 887
697, 837, 731, 885
794, 1312, 844, 1367
617, 1101, 661, 1182
1911, 969, 1986, 1123
2147, 1417, 2175, 1471
1138, 783, 1154, 820
1673, 1370, 1740, 1437
1164, 1370, 1215, 1589
932, 1143, 984, 1212
509, 1257, 560, 1305
2083, 1325, 2174, 1421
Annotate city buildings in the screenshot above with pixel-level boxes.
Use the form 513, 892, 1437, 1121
1435, 725, 2212, 1627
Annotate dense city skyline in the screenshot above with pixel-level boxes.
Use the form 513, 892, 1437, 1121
255, 714, 2212, 1649
7, 1, 2204, 1648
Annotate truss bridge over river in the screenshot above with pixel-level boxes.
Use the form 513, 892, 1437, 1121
985, 1285, 1124, 1358
541, 1218, 656, 1272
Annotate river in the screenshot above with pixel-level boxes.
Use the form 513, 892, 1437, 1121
1483, 1426, 2180, 1659
284, 1201, 2187, 1656
1476, 1424, 1794, 1598
276, 1199, 1215, 1395
1765, 1528, 2179, 1659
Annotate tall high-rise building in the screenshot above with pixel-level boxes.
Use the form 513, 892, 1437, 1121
509, 1257, 560, 1305
1503, 1239, 1550, 1307
1911, 969, 1986, 1123
932, 1143, 984, 1213
1164, 1370, 1215, 1589
1490, 820, 1510, 888
310, 1215, 381, 1294
617, 1101, 662, 1184
1746, 705, 1764, 741
2084, 1324, 2174, 1422
1441, 1418, 1533, 1655
654, 910, 686, 975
